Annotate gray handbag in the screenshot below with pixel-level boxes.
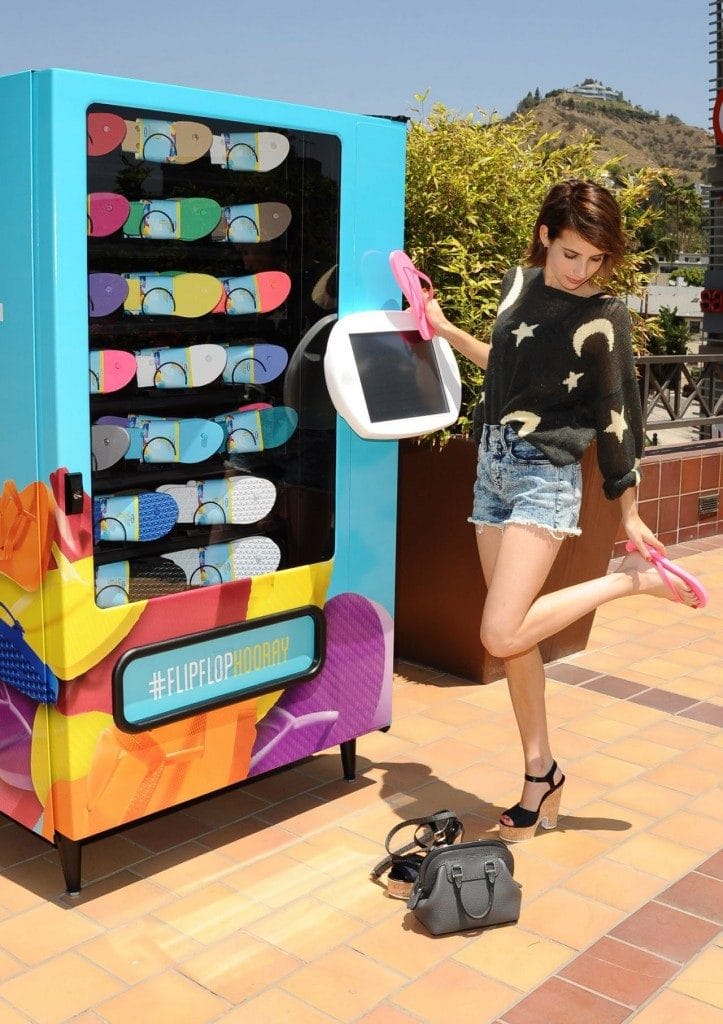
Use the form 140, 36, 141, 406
407, 839, 521, 935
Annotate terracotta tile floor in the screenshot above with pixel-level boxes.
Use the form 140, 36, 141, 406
0, 538, 721, 1023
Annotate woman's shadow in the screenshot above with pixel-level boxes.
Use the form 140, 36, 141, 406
371, 758, 634, 844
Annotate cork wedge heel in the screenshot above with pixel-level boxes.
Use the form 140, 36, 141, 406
498, 761, 565, 843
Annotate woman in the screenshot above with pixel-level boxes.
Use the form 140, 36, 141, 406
423, 179, 705, 843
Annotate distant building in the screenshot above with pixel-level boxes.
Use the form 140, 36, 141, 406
627, 285, 703, 343
658, 252, 709, 274
568, 80, 623, 102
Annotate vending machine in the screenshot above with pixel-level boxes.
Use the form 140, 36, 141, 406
0, 69, 406, 891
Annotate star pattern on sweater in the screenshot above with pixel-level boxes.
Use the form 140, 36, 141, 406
511, 321, 538, 346
605, 406, 628, 444
562, 370, 584, 392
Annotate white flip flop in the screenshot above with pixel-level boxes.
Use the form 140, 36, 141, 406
158, 476, 276, 525
164, 537, 281, 586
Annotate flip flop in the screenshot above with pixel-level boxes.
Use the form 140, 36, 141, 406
0, 480, 54, 592
93, 492, 179, 543
87, 113, 127, 157
89, 273, 129, 317
212, 272, 291, 315
88, 193, 131, 237
89, 350, 137, 394
625, 541, 709, 609
164, 537, 281, 586
95, 558, 187, 607
158, 476, 277, 525
91, 425, 131, 471
0, 602, 58, 703
212, 202, 291, 243
134, 344, 227, 388
97, 415, 224, 464
123, 198, 222, 241
389, 249, 435, 340
128, 417, 224, 464
209, 131, 290, 172
214, 405, 298, 453
122, 119, 213, 164
124, 273, 223, 317
220, 342, 288, 385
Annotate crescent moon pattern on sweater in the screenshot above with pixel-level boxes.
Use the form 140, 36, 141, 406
484, 266, 643, 499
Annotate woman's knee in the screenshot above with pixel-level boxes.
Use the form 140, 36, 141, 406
480, 615, 523, 659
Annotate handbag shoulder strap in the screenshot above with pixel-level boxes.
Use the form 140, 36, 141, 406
370, 809, 462, 879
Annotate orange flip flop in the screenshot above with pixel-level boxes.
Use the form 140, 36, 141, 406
0, 479, 55, 591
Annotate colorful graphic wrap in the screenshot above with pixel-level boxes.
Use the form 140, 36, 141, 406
0, 468, 392, 849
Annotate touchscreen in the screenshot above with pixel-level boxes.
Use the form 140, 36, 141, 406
348, 330, 450, 422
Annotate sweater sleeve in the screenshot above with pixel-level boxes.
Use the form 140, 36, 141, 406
587, 301, 644, 500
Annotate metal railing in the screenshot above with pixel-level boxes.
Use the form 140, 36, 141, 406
637, 353, 723, 449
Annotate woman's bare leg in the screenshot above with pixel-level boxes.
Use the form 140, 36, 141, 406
476, 525, 564, 821
481, 528, 698, 661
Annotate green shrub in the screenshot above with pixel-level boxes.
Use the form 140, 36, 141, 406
646, 305, 690, 356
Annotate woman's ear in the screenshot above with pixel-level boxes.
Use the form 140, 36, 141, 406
539, 224, 550, 248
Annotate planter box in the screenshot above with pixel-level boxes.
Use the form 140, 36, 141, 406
395, 436, 622, 683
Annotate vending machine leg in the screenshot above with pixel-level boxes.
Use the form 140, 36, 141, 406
55, 832, 82, 895
340, 739, 356, 781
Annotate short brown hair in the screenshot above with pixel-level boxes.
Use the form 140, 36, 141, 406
526, 179, 627, 279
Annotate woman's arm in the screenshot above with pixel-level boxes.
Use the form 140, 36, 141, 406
619, 487, 665, 558
424, 297, 490, 369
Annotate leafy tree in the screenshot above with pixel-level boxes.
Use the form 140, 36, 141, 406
646, 305, 690, 356
672, 265, 704, 286
636, 173, 705, 262
404, 97, 661, 437
516, 90, 540, 114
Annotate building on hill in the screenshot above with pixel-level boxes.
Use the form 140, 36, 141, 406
568, 80, 623, 102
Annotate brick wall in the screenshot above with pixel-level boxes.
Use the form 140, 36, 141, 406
613, 447, 723, 554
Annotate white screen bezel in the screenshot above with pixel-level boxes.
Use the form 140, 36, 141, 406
323, 309, 461, 439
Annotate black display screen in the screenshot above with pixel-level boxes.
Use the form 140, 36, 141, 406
349, 330, 449, 423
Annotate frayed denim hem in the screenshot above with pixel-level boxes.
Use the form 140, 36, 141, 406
468, 516, 582, 542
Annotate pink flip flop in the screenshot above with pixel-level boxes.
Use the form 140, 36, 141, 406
389, 250, 435, 340
625, 541, 708, 609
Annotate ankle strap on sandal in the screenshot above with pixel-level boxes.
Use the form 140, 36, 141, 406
523, 760, 558, 785
370, 809, 464, 879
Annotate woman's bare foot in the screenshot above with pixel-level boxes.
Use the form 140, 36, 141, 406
620, 549, 699, 607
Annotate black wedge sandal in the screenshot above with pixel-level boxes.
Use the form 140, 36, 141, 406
498, 761, 565, 843
370, 810, 465, 899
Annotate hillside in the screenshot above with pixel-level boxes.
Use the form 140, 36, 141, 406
521, 91, 712, 182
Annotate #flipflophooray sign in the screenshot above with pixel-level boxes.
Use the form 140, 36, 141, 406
113, 607, 324, 730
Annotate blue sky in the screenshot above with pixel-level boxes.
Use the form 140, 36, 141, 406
0, 0, 711, 129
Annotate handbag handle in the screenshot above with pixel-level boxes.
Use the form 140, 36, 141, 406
370, 810, 463, 879
447, 857, 499, 921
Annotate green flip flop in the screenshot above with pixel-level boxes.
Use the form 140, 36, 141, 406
124, 198, 222, 241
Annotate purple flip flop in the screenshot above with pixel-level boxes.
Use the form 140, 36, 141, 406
89, 273, 129, 317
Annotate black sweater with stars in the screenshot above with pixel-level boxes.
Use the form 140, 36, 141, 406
484, 266, 643, 500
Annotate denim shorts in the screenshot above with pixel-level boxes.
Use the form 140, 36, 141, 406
470, 424, 582, 538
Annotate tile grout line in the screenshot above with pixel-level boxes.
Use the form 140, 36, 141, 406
546, 664, 723, 726
497, 853, 723, 1023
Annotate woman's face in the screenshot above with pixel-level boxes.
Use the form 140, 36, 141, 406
540, 226, 606, 294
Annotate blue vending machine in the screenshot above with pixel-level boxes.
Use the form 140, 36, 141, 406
0, 69, 406, 891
